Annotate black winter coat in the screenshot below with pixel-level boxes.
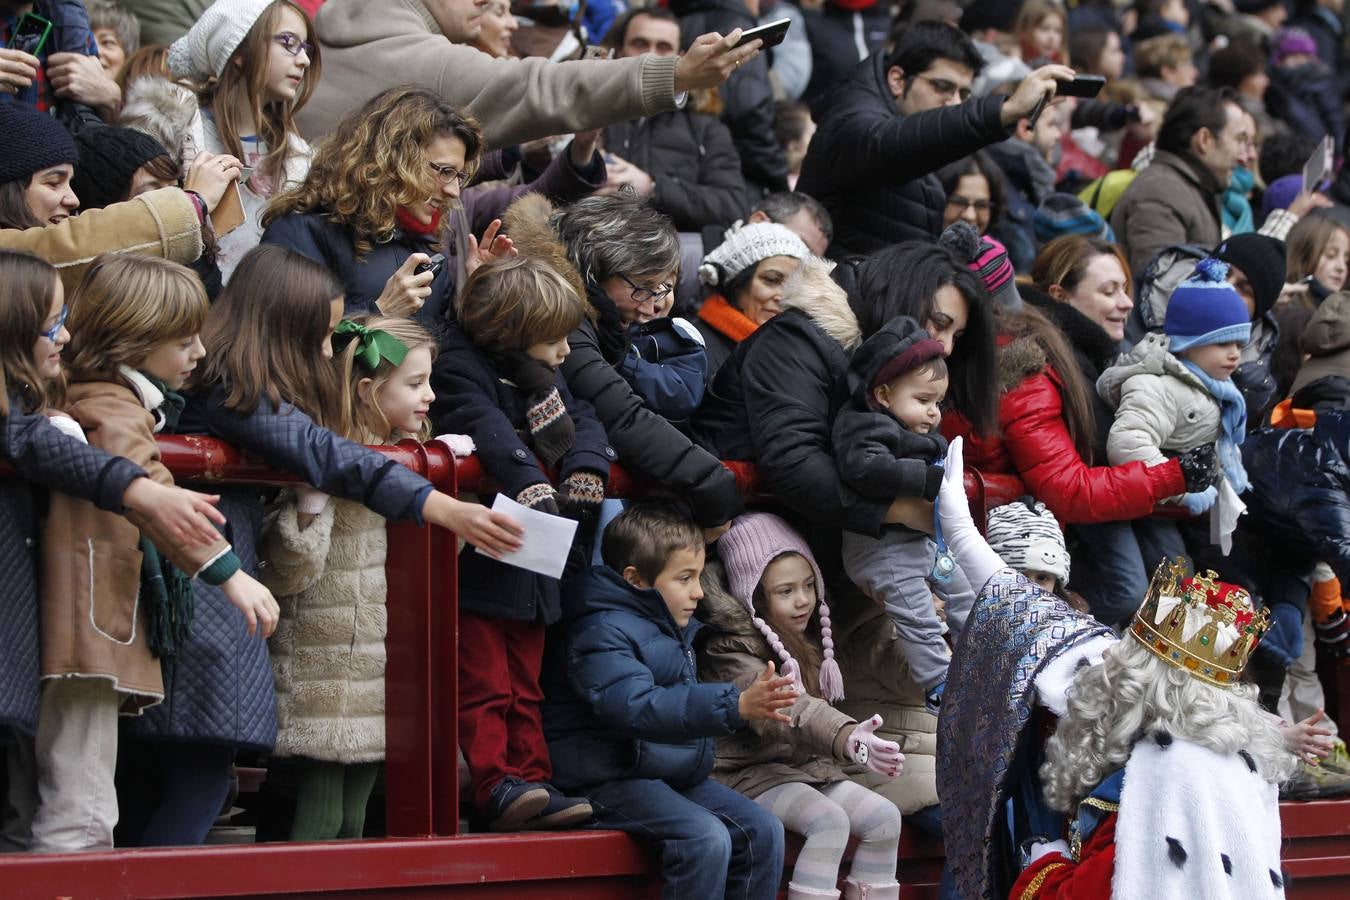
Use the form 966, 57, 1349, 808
542, 565, 742, 792
131, 390, 434, 750
801, 3, 891, 107
694, 281, 889, 543
604, 110, 748, 231
561, 283, 743, 528
797, 53, 1010, 255
831, 317, 948, 502
0, 403, 145, 736
429, 323, 614, 624
670, 0, 789, 199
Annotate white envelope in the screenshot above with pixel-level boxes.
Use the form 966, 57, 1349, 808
474, 494, 578, 580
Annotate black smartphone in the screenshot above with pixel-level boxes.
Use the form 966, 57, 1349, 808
415, 253, 446, 279
7, 11, 52, 56
735, 17, 791, 50
1056, 74, 1107, 99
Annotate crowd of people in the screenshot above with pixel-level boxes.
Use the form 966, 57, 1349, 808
2, 0, 1350, 897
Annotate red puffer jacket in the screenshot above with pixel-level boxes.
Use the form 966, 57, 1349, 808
943, 334, 1186, 525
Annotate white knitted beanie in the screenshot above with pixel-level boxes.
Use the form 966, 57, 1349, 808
717, 512, 845, 702
698, 222, 809, 287
169, 0, 276, 81
985, 499, 1071, 588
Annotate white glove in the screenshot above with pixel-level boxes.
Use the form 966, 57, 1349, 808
938, 437, 1007, 593
846, 715, 904, 779
1027, 839, 1071, 866
434, 433, 476, 457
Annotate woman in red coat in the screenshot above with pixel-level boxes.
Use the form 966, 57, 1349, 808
942, 236, 1220, 627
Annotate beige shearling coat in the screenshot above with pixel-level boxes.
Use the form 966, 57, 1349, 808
696, 560, 857, 799
261, 497, 388, 764
1097, 332, 1222, 470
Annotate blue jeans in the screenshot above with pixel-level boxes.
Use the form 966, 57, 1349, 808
586, 777, 785, 900
1068, 517, 1188, 629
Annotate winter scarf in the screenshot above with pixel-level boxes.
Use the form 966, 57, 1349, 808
394, 206, 443, 238
585, 280, 632, 366
1181, 360, 1249, 493
1221, 167, 1256, 237
488, 348, 575, 466
698, 293, 759, 344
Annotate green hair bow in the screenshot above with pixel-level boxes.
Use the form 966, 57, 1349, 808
334, 319, 409, 372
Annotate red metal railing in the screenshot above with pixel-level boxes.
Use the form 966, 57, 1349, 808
1, 437, 1348, 898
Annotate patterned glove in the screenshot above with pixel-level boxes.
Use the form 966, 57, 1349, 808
846, 714, 904, 779
1177, 444, 1220, 492
516, 483, 560, 517
557, 470, 606, 522
1315, 610, 1350, 659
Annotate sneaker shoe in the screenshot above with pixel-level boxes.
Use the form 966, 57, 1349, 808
1280, 760, 1350, 800
524, 784, 593, 830
1320, 738, 1350, 775
486, 777, 550, 831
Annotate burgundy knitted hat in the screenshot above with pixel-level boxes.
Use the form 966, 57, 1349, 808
718, 512, 845, 702
870, 337, 947, 396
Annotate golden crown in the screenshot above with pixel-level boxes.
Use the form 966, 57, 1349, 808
1129, 558, 1271, 688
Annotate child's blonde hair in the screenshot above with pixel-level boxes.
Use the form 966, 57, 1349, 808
335, 314, 437, 442
63, 254, 208, 386
455, 256, 586, 353
1286, 214, 1350, 295
0, 250, 61, 416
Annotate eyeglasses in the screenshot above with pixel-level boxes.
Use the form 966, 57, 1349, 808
945, 195, 992, 213
41, 305, 68, 343
913, 73, 972, 103
273, 33, 314, 58
427, 161, 472, 189
617, 273, 673, 307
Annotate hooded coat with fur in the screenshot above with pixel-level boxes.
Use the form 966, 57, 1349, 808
695, 260, 888, 549
832, 316, 948, 502
695, 559, 857, 799
1290, 291, 1350, 411
261, 496, 388, 764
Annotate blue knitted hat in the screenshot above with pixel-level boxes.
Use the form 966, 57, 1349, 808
1165, 258, 1251, 352
0, 103, 79, 186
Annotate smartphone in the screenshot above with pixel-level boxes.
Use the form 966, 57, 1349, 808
7, 11, 52, 56
1056, 74, 1107, 99
415, 253, 446, 279
1302, 134, 1334, 194
735, 17, 791, 50
209, 181, 246, 237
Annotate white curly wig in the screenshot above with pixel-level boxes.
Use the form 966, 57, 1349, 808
1040, 636, 1296, 812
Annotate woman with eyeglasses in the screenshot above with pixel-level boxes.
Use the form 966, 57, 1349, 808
169, 0, 321, 282
937, 152, 1005, 237
543, 191, 745, 537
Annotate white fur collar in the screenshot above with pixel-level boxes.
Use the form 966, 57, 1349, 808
118, 366, 167, 432
779, 258, 862, 352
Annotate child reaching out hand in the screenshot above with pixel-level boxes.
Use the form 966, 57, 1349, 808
261, 315, 436, 841
542, 505, 793, 900
833, 317, 978, 713
701, 512, 905, 900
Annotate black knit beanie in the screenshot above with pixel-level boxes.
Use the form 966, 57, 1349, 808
0, 102, 79, 185
70, 126, 174, 211
1213, 233, 1287, 320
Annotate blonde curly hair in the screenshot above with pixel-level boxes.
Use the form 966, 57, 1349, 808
263, 86, 482, 256
1040, 636, 1295, 812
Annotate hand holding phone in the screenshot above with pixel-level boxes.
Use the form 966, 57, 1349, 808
734, 17, 791, 50
6, 12, 52, 57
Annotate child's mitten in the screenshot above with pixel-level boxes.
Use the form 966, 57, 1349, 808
557, 470, 606, 522
1315, 610, 1350, 659
846, 715, 904, 779
516, 483, 560, 517
1260, 602, 1305, 669
1177, 443, 1220, 492
1179, 485, 1217, 515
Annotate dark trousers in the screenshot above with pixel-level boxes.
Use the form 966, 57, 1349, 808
115, 739, 235, 846
586, 777, 785, 900
457, 612, 550, 811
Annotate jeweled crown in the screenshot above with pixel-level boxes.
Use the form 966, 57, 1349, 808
1129, 558, 1270, 688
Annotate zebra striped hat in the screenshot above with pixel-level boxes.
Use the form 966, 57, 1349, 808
985, 498, 1070, 587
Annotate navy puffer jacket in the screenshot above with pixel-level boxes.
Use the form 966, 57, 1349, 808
542, 565, 744, 792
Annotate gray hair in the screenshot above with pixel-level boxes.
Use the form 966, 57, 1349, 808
88, 1, 141, 57
550, 191, 681, 286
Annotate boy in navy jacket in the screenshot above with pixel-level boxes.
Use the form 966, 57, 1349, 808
543, 505, 794, 900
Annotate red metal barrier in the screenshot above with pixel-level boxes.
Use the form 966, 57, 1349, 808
2, 436, 1349, 899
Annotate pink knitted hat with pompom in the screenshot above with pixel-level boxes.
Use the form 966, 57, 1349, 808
717, 512, 845, 702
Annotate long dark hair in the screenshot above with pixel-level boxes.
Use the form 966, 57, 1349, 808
937, 151, 1007, 229
0, 250, 60, 415
996, 303, 1100, 463
854, 242, 998, 435
0, 179, 43, 230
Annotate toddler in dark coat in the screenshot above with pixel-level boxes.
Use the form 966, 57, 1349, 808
431, 254, 612, 831
832, 317, 977, 711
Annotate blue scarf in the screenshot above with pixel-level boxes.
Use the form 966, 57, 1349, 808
1221, 167, 1255, 236
1181, 359, 1249, 494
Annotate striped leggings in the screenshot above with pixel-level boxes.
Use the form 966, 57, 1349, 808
755, 779, 901, 891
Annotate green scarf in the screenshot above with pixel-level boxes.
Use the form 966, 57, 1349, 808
140, 534, 195, 658
140, 371, 186, 432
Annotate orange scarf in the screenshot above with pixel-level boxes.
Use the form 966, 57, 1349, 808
1270, 398, 1317, 430
698, 294, 759, 344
